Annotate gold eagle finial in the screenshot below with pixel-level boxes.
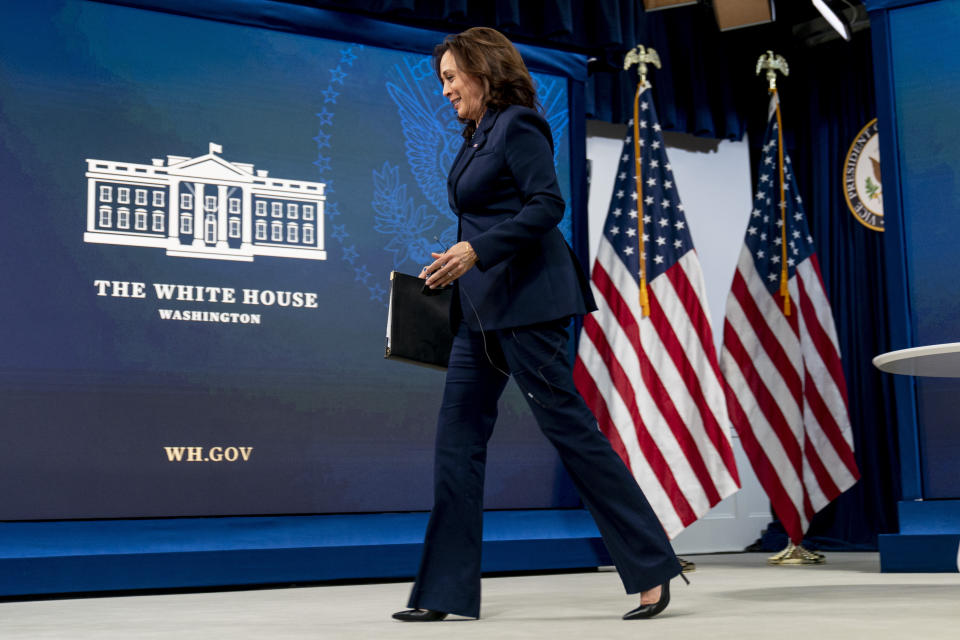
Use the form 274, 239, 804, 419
756, 50, 789, 90
624, 45, 661, 87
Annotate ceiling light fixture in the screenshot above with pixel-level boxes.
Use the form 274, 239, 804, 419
811, 0, 851, 41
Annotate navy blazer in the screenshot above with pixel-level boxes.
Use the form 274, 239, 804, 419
448, 105, 596, 331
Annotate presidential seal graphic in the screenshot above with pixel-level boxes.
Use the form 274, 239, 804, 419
85, 143, 327, 261
843, 118, 883, 232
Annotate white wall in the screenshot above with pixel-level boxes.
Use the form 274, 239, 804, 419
584, 121, 772, 553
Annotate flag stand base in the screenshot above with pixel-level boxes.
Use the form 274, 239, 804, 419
767, 543, 825, 565
678, 557, 696, 573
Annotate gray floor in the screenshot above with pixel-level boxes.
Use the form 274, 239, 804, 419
2, 553, 958, 639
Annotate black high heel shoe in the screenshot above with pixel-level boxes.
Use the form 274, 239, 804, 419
391, 608, 448, 622
623, 572, 689, 620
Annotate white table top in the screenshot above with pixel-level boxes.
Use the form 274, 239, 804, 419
873, 342, 960, 377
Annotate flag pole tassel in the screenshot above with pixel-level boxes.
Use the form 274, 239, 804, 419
625, 45, 660, 319
773, 87, 791, 316
633, 82, 650, 318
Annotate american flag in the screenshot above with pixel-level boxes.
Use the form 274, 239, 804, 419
574, 86, 741, 539
719, 94, 859, 544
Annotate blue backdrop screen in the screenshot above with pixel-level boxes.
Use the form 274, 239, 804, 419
890, 1, 960, 500
0, 0, 581, 518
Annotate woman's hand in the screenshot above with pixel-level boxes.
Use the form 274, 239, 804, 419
421, 241, 478, 289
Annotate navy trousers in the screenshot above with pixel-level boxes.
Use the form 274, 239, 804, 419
407, 319, 682, 618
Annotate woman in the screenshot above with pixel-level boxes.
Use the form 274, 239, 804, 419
392, 26, 684, 622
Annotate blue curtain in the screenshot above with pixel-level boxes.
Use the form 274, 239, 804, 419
292, 0, 748, 139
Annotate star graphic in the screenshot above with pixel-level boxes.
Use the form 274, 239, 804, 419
332, 224, 348, 242
340, 47, 357, 66
313, 130, 331, 149
316, 108, 334, 126
322, 85, 340, 104
341, 244, 359, 264
329, 66, 347, 85
368, 283, 386, 302
313, 154, 331, 173
354, 264, 371, 283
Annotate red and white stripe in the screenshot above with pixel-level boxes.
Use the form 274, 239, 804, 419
720, 246, 859, 542
575, 236, 741, 539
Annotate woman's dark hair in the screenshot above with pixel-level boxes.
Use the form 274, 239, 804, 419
433, 27, 540, 139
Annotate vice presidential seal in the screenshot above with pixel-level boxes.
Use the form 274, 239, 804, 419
843, 118, 883, 231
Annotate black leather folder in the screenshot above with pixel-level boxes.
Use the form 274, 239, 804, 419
385, 271, 453, 370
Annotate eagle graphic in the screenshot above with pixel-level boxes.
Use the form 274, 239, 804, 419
376, 55, 569, 269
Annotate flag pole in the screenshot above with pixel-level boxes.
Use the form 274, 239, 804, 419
624, 45, 661, 318
756, 50, 792, 316
773, 92, 790, 316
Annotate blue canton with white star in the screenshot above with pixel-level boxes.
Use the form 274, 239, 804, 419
745, 112, 816, 295
602, 89, 695, 285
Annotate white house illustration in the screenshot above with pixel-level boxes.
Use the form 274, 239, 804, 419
84, 143, 326, 262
